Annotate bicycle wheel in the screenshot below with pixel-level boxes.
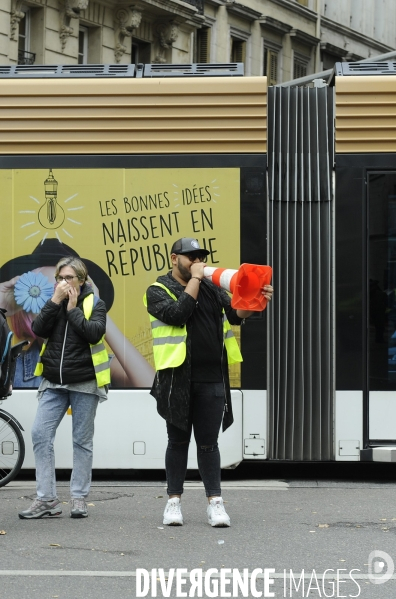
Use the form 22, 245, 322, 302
0, 413, 25, 487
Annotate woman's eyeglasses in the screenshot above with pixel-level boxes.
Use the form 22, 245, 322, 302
55, 275, 78, 283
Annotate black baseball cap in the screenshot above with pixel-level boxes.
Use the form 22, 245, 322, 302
170, 238, 210, 256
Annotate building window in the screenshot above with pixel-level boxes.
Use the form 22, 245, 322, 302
322, 52, 341, 71
78, 26, 88, 64
293, 58, 308, 79
18, 6, 35, 65
197, 27, 211, 63
131, 40, 151, 65
264, 47, 278, 85
231, 38, 245, 64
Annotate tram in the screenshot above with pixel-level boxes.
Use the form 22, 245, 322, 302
0, 61, 394, 470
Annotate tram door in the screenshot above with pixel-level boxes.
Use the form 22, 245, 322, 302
368, 172, 396, 443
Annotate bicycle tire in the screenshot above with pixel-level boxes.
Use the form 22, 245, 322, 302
0, 413, 25, 487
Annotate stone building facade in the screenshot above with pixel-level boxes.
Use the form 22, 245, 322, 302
1, 0, 395, 81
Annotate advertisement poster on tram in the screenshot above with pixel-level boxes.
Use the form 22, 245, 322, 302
0, 167, 241, 388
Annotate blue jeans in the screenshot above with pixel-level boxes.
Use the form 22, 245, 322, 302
31, 387, 99, 500
166, 382, 225, 497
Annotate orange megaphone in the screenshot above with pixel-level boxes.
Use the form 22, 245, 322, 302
203, 264, 272, 311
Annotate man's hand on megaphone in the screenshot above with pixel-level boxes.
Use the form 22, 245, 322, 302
190, 262, 205, 281
236, 283, 273, 319
184, 262, 205, 300
263, 284, 273, 302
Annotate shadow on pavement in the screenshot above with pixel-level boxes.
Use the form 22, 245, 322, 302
14, 460, 396, 484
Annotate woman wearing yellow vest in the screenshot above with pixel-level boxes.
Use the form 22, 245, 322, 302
145, 238, 273, 528
0, 238, 154, 390
19, 256, 109, 520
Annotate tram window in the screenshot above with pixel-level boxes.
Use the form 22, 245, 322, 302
368, 172, 396, 390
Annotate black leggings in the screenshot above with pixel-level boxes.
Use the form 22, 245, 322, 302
165, 382, 225, 497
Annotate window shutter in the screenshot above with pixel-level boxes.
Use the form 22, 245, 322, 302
231, 39, 245, 64
294, 61, 307, 79
269, 50, 278, 85
197, 28, 210, 63
235, 42, 243, 63
264, 48, 278, 85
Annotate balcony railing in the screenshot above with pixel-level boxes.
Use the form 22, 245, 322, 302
182, 0, 204, 13
18, 50, 36, 65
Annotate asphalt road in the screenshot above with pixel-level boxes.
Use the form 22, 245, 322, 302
0, 473, 396, 599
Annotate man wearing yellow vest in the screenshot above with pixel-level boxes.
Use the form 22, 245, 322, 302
19, 256, 109, 520
145, 238, 273, 527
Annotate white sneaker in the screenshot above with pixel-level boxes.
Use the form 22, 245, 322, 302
163, 497, 183, 526
207, 497, 231, 527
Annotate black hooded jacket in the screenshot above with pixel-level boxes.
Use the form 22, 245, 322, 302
32, 283, 106, 385
146, 272, 243, 432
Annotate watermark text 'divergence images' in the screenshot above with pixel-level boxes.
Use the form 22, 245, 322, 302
135, 551, 395, 597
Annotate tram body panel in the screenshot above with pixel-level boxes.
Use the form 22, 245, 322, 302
3, 65, 396, 466
6, 389, 243, 470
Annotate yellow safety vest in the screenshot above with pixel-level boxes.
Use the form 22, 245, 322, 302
222, 312, 243, 365
34, 294, 110, 387
143, 282, 243, 371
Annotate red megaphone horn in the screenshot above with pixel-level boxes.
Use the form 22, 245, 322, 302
203, 264, 272, 311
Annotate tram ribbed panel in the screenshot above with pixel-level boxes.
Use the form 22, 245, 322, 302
267, 86, 334, 461
0, 77, 266, 155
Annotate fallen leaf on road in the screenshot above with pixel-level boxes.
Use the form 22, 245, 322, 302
87, 503, 95, 506
155, 496, 163, 499
0, 531, 6, 535
49, 544, 61, 547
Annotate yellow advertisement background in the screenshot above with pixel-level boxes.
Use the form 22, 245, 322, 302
0, 168, 241, 386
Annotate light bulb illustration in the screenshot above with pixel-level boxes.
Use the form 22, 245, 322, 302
38, 169, 65, 229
